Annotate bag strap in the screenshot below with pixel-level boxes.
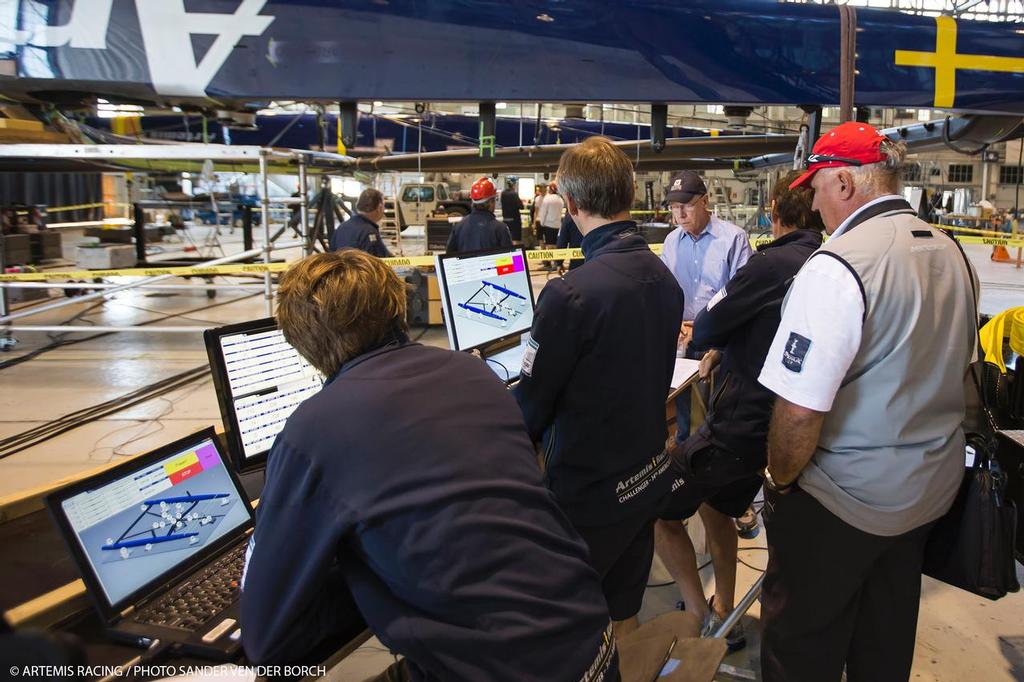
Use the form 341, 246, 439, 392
944, 229, 999, 465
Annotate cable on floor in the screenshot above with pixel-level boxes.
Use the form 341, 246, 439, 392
86, 377, 212, 464
0, 365, 211, 460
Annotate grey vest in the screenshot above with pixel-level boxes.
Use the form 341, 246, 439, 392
797, 199, 977, 536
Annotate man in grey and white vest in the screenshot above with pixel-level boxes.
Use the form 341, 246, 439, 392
756, 122, 977, 682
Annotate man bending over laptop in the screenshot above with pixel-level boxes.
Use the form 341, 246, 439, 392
240, 250, 617, 681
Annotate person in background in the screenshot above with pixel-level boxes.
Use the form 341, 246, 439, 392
530, 183, 548, 248
329, 188, 392, 258
757, 122, 977, 682
445, 177, 512, 254
539, 182, 565, 249
654, 170, 824, 652
514, 137, 683, 638
241, 250, 618, 681
556, 211, 584, 271
500, 177, 524, 243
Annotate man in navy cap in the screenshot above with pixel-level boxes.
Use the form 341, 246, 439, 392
656, 171, 756, 557
660, 172, 752, 439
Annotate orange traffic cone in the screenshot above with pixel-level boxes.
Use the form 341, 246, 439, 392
992, 245, 1012, 262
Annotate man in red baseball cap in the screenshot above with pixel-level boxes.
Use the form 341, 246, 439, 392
788, 121, 894, 234
446, 177, 512, 254
755, 121, 979, 682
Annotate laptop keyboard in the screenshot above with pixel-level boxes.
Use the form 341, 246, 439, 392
132, 542, 246, 631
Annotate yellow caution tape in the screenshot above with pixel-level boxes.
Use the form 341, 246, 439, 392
13, 202, 130, 215
0, 263, 289, 282
1, 231, 1019, 282
956, 236, 1024, 248
931, 223, 1022, 238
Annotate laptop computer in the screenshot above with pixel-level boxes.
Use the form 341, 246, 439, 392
46, 427, 254, 659
435, 246, 537, 384
204, 317, 325, 471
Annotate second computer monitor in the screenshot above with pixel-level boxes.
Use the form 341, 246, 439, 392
435, 247, 536, 352
204, 318, 324, 470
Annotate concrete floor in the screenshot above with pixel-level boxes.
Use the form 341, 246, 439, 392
1, 227, 1022, 680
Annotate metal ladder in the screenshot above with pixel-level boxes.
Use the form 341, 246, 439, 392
380, 197, 402, 255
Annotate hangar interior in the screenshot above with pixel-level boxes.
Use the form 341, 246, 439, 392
1, 1, 1023, 681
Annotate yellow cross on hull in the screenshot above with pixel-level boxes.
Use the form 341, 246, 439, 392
894, 15, 1024, 108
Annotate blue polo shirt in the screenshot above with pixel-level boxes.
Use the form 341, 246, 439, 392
660, 215, 752, 320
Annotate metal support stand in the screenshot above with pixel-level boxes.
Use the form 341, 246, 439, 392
479, 102, 496, 158
651, 104, 667, 152
794, 105, 823, 170
259, 150, 273, 317
132, 202, 147, 265
298, 154, 311, 256
712, 573, 764, 641
838, 6, 858, 124
0, 226, 11, 352
338, 101, 358, 154
242, 206, 254, 252
306, 177, 345, 253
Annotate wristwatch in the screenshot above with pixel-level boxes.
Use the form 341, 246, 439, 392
763, 467, 796, 493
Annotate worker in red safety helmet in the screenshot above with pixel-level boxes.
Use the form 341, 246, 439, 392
446, 177, 513, 254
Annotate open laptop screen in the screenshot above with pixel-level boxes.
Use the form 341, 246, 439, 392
50, 430, 252, 612
435, 247, 536, 352
205, 318, 324, 469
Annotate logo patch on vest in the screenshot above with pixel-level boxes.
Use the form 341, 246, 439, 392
782, 332, 811, 373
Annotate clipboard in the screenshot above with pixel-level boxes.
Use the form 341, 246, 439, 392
668, 358, 702, 401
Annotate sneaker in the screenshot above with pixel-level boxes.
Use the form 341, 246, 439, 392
735, 507, 759, 540
701, 597, 746, 652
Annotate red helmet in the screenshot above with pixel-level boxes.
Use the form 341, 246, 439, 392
470, 177, 497, 202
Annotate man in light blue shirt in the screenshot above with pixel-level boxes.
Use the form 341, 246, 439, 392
660, 171, 752, 444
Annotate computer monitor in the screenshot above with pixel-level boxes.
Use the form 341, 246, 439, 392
435, 246, 536, 352
204, 318, 324, 470
46, 427, 253, 619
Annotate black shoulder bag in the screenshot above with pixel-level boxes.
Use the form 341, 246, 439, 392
922, 237, 1020, 600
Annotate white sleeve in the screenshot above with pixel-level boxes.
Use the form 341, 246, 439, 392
758, 254, 864, 412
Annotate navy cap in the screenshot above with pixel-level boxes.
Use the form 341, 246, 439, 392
665, 171, 707, 204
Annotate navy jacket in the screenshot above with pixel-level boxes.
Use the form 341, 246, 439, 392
690, 228, 823, 460
330, 213, 392, 258
446, 207, 512, 254
241, 341, 616, 681
514, 221, 684, 525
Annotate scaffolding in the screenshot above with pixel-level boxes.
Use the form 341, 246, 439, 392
0, 144, 355, 332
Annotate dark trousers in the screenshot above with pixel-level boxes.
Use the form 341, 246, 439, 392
504, 219, 522, 242
761, 488, 934, 682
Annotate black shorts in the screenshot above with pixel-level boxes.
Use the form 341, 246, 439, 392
574, 511, 655, 621
659, 429, 763, 521
543, 226, 559, 244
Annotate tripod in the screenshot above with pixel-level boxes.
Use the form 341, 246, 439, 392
304, 176, 352, 253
